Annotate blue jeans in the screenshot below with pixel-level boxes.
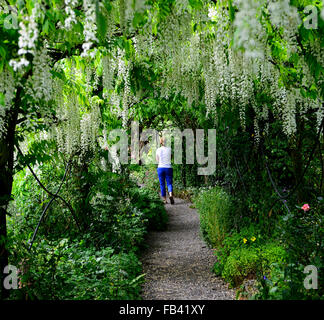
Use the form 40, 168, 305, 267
157, 168, 173, 197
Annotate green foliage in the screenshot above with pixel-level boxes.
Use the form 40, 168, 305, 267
254, 199, 324, 300
131, 165, 161, 194
220, 244, 287, 288
130, 186, 168, 231
254, 261, 323, 300
195, 187, 234, 247
209, 220, 286, 288
7, 159, 168, 299
9, 239, 143, 300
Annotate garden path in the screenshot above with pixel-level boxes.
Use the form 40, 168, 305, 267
140, 197, 235, 300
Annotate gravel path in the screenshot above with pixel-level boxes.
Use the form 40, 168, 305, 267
140, 197, 235, 300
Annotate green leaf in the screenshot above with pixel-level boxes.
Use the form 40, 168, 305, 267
269, 287, 278, 294
42, 19, 49, 35
188, 0, 203, 10
96, 8, 108, 41
0, 46, 6, 58
0, 92, 5, 106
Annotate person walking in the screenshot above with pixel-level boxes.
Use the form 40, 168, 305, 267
156, 136, 174, 204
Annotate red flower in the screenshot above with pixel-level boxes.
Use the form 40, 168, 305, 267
301, 204, 310, 212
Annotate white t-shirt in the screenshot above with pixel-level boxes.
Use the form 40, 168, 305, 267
156, 146, 172, 168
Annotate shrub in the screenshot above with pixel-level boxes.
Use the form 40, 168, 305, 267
220, 243, 287, 288
130, 186, 168, 231
131, 165, 161, 194
11, 239, 144, 300
195, 186, 234, 247
254, 200, 324, 300
89, 191, 148, 251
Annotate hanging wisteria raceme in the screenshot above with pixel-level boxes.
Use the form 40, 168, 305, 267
0, 67, 15, 137
268, 0, 301, 30
55, 91, 80, 156
232, 0, 267, 59
282, 89, 298, 137
81, 0, 98, 58
122, 61, 131, 128
268, 0, 301, 56
110, 47, 135, 126
25, 47, 53, 103
9, 3, 40, 71
64, 0, 79, 30
102, 52, 117, 98
80, 97, 101, 156
54, 87, 101, 159
150, 6, 194, 101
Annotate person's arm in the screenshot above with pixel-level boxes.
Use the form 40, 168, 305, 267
156, 149, 159, 164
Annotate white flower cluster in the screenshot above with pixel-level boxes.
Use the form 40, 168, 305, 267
208, 7, 217, 21
9, 4, 40, 71
80, 98, 101, 155
25, 47, 53, 102
268, 0, 301, 30
233, 0, 267, 59
55, 88, 100, 158
102, 53, 117, 96
0, 67, 15, 137
81, 0, 98, 58
282, 89, 297, 137
153, 10, 198, 104
120, 0, 136, 34
64, 0, 79, 30
122, 63, 131, 128
55, 93, 80, 155
268, 0, 301, 55
203, 45, 227, 111
316, 104, 324, 133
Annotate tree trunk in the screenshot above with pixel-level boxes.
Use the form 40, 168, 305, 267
73, 161, 91, 229
0, 89, 20, 299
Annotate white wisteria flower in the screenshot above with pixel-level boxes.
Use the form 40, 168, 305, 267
64, 0, 78, 29
9, 4, 40, 71
81, 0, 98, 58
